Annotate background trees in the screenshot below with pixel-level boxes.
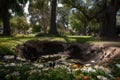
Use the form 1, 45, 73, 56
63, 0, 120, 38
0, 0, 119, 38
29, 0, 50, 33
96, 0, 120, 38
0, 0, 28, 36
10, 16, 30, 34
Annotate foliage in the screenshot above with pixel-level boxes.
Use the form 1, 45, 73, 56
32, 25, 42, 33
69, 12, 83, 34
0, 60, 118, 80
29, 0, 50, 33
0, 0, 28, 36
0, 46, 14, 56
10, 16, 30, 34
109, 58, 120, 77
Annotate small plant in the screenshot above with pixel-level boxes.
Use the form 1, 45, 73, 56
0, 46, 14, 56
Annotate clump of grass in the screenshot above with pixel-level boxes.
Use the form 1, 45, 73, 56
0, 46, 14, 56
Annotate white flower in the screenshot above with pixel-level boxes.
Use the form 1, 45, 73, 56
17, 63, 22, 67
97, 75, 108, 80
72, 68, 79, 72
29, 69, 38, 75
91, 69, 96, 72
103, 68, 111, 74
11, 71, 20, 76
85, 64, 91, 66
87, 67, 94, 72
16, 56, 26, 61
5, 64, 10, 67
4, 55, 15, 59
81, 66, 95, 73
91, 60, 95, 63
99, 66, 104, 70
33, 63, 44, 68
102, 77, 108, 80
9, 63, 16, 66
94, 65, 100, 69
115, 64, 120, 68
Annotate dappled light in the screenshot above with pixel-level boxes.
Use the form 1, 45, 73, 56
0, 0, 120, 80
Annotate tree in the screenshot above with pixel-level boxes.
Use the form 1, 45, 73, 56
63, 0, 120, 38
28, 0, 50, 33
0, 0, 11, 36
96, 0, 120, 38
10, 16, 30, 34
69, 12, 83, 35
0, 0, 27, 36
49, 0, 58, 35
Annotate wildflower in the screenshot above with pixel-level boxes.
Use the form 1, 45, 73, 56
97, 75, 108, 80
91, 60, 95, 63
72, 68, 79, 72
81, 66, 95, 73
16, 63, 22, 67
9, 63, 16, 66
33, 63, 43, 68
4, 55, 15, 60
94, 65, 100, 69
29, 70, 38, 75
85, 64, 91, 66
103, 68, 111, 73
79, 74, 84, 77
73, 64, 79, 68
115, 64, 120, 68
11, 71, 20, 76
83, 76, 89, 80
99, 66, 104, 70
5, 64, 10, 67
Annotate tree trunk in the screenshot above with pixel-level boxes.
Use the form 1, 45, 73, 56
1, 0, 11, 36
49, 0, 58, 35
98, 1, 119, 38
83, 22, 87, 35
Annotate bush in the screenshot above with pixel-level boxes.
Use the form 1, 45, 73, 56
32, 25, 42, 33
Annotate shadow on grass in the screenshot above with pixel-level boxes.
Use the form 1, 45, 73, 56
63, 36, 97, 43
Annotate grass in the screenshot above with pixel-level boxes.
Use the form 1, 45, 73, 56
0, 35, 98, 55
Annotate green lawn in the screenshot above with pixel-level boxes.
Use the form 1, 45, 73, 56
0, 35, 98, 55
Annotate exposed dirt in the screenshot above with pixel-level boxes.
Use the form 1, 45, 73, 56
15, 40, 120, 64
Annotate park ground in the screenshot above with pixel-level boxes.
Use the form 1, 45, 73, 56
0, 35, 120, 80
